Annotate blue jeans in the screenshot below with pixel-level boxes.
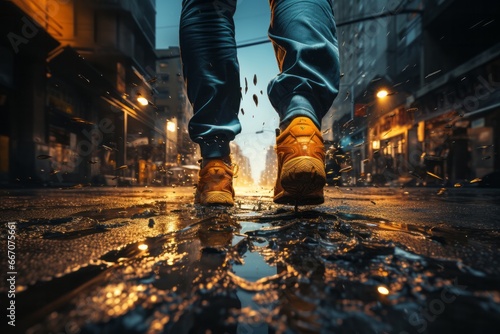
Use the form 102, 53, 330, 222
180, 0, 340, 158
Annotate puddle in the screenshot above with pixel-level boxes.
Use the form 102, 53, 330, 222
16, 209, 500, 334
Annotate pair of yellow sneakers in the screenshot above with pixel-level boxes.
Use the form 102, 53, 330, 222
195, 117, 326, 206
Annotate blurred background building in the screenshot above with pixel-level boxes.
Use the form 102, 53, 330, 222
0, 0, 204, 186
260, 145, 278, 187
155, 47, 200, 185
330, 0, 500, 187
230, 142, 254, 187
1, 0, 156, 185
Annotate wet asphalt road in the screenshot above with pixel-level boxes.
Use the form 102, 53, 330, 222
1, 186, 500, 334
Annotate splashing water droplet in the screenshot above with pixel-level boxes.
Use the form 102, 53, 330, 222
253, 94, 258, 107
78, 74, 90, 83
426, 171, 443, 180
437, 188, 447, 195
339, 166, 352, 173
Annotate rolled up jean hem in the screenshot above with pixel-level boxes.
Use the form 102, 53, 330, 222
198, 140, 231, 159
280, 108, 320, 130
278, 94, 322, 129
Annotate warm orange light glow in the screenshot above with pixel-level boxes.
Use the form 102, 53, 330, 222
138, 244, 148, 251
167, 121, 176, 133
376, 89, 389, 99
137, 96, 148, 106
377, 286, 390, 295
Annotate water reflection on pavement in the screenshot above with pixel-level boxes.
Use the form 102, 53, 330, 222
1, 187, 500, 333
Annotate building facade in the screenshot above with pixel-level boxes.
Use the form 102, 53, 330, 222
331, 0, 405, 184
330, 0, 499, 186
156, 48, 198, 169
260, 145, 278, 188
230, 142, 253, 187
409, 0, 500, 185
0, 0, 162, 186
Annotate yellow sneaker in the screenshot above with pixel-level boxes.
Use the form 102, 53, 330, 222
273, 117, 326, 205
195, 158, 235, 206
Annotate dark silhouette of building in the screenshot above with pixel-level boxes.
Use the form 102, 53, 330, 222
330, 0, 500, 186
0, 0, 160, 185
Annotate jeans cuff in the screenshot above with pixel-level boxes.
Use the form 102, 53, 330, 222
279, 94, 322, 129
198, 138, 231, 159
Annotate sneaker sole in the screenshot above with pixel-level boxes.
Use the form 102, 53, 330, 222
280, 156, 326, 195
273, 189, 324, 205
199, 191, 234, 206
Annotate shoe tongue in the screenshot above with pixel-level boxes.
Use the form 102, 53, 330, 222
290, 123, 313, 136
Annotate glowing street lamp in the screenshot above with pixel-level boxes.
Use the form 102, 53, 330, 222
165, 120, 177, 167
166, 121, 176, 133
376, 89, 389, 99
137, 94, 149, 106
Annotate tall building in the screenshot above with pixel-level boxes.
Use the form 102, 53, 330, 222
1, 1, 61, 184
260, 145, 277, 188
0, 0, 160, 185
410, 0, 500, 183
156, 48, 198, 170
230, 142, 254, 187
331, 0, 500, 186
363, 0, 425, 185
332, 0, 401, 183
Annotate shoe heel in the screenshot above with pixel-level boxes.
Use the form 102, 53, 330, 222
280, 156, 326, 195
201, 191, 234, 206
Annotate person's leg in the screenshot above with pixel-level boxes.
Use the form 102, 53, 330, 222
268, 0, 339, 128
268, 0, 340, 205
180, 0, 241, 206
180, 0, 241, 160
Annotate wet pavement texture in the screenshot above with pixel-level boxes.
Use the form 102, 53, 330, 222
1, 186, 500, 334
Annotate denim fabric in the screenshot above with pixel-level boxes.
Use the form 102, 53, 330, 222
180, 0, 340, 158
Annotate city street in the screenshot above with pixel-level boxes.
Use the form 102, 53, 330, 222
2, 0, 500, 333
1, 185, 499, 333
